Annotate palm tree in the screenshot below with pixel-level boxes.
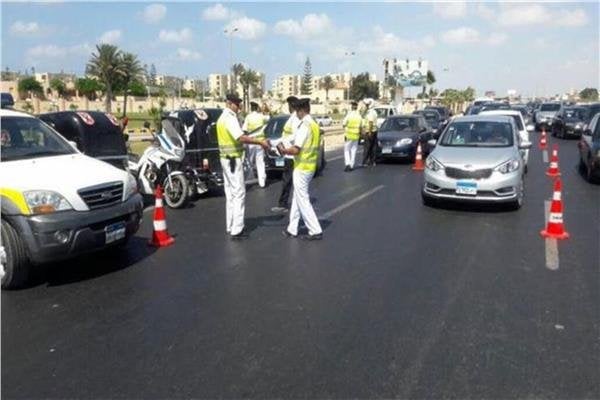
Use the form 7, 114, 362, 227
86, 44, 124, 113
238, 69, 259, 112
422, 70, 436, 97
231, 63, 245, 93
322, 75, 334, 101
120, 52, 145, 117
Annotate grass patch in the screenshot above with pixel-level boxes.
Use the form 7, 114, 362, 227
128, 141, 150, 156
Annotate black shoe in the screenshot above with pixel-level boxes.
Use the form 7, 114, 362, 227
282, 229, 297, 238
230, 230, 248, 240
302, 233, 323, 241
349, 166, 354, 172
344, 165, 350, 172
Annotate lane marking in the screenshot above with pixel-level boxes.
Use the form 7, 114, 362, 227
544, 200, 559, 271
543, 150, 548, 163
319, 185, 385, 219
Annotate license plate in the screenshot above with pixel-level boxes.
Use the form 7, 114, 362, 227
382, 147, 392, 154
275, 159, 284, 167
456, 181, 477, 195
105, 222, 126, 244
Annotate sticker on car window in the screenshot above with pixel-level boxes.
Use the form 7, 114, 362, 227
194, 110, 208, 120
76, 112, 95, 125
105, 113, 120, 126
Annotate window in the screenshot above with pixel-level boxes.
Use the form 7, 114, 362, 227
439, 121, 514, 147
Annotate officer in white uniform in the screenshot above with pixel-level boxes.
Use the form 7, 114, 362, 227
362, 98, 379, 167
243, 101, 269, 188
216, 94, 270, 239
342, 101, 362, 171
277, 98, 323, 240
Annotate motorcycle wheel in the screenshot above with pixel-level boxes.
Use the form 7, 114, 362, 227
163, 175, 189, 209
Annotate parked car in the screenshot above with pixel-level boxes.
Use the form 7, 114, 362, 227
422, 115, 531, 210
533, 102, 561, 130
0, 109, 143, 289
479, 109, 533, 170
262, 114, 326, 176
552, 105, 588, 139
373, 105, 397, 129
376, 115, 434, 161
413, 109, 443, 137
578, 112, 600, 183
39, 111, 129, 170
1, 92, 15, 109
314, 115, 332, 127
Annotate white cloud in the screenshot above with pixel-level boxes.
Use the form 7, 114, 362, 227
141, 4, 166, 24
557, 9, 588, 27
497, 4, 588, 27
358, 26, 419, 56
440, 27, 480, 44
159, 28, 192, 43
26, 43, 91, 59
224, 17, 266, 40
10, 20, 40, 35
487, 32, 507, 46
433, 2, 467, 19
274, 13, 333, 39
175, 48, 201, 61
99, 29, 121, 44
475, 3, 495, 20
202, 3, 235, 21
422, 35, 436, 48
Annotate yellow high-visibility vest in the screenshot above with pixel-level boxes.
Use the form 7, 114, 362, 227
295, 120, 320, 173
217, 113, 244, 158
245, 112, 266, 140
344, 111, 362, 141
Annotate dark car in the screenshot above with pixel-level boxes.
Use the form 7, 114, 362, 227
262, 114, 326, 176
552, 105, 588, 139
413, 109, 443, 137
465, 105, 483, 115
38, 111, 128, 170
581, 103, 600, 125
425, 105, 451, 122
377, 115, 434, 161
510, 104, 532, 124
578, 112, 600, 183
480, 102, 511, 113
1, 92, 15, 109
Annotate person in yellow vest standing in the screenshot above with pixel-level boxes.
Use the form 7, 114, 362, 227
342, 101, 362, 172
277, 98, 323, 240
217, 94, 270, 240
362, 98, 378, 167
243, 101, 269, 188
271, 96, 299, 213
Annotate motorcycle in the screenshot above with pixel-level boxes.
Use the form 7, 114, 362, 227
128, 117, 193, 209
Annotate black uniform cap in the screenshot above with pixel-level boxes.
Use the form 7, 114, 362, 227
351, 101, 358, 107
250, 101, 259, 108
286, 96, 299, 104
296, 98, 310, 110
226, 93, 242, 105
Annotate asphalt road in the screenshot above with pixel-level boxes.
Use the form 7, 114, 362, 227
2, 132, 599, 399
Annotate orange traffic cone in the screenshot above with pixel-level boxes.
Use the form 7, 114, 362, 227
546, 145, 561, 177
539, 128, 547, 150
541, 178, 569, 240
149, 185, 175, 247
412, 142, 425, 171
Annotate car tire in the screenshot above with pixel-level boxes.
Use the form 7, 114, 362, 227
508, 180, 524, 211
163, 175, 189, 209
421, 193, 438, 208
585, 159, 598, 183
1, 219, 32, 290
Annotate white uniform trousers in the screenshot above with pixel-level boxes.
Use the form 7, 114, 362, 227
247, 144, 266, 187
287, 169, 323, 236
344, 139, 358, 168
220, 157, 246, 235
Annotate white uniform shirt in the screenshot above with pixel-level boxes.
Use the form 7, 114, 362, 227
282, 112, 301, 159
292, 115, 313, 149
221, 107, 244, 140
366, 108, 378, 132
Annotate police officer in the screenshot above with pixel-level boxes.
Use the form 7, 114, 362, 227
243, 101, 269, 188
342, 101, 362, 172
271, 96, 299, 213
278, 98, 323, 240
217, 93, 270, 239
362, 98, 378, 167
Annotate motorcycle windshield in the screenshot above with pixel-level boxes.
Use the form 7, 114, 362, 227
161, 119, 185, 150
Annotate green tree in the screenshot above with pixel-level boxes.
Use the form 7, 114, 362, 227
349, 73, 380, 101
322, 75, 334, 101
385, 75, 399, 100
149, 64, 157, 85
231, 63, 245, 92
119, 52, 145, 116
580, 88, 598, 101
76, 77, 103, 100
50, 78, 67, 97
127, 79, 147, 97
422, 70, 436, 97
239, 69, 259, 112
18, 77, 43, 98
86, 44, 124, 112
301, 57, 312, 95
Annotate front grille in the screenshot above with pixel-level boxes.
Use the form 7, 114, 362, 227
78, 181, 123, 210
445, 167, 492, 180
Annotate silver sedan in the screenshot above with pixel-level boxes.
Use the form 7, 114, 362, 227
422, 115, 532, 210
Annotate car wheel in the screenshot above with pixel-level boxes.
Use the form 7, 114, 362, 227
586, 160, 598, 183
163, 175, 189, 209
1, 219, 32, 289
422, 192, 438, 208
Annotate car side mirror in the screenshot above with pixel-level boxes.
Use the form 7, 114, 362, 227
519, 141, 532, 150
583, 129, 592, 136
428, 139, 437, 147
526, 124, 534, 132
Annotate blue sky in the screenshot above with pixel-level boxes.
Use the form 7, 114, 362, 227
2, 1, 598, 97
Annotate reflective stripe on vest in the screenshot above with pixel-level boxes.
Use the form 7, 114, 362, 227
245, 113, 266, 139
282, 118, 293, 139
217, 115, 244, 158
295, 121, 320, 173
345, 111, 362, 141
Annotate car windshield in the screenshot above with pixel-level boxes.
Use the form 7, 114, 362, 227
375, 108, 390, 118
1, 116, 76, 161
263, 117, 287, 139
380, 117, 418, 132
439, 121, 514, 147
564, 108, 586, 120
540, 104, 560, 112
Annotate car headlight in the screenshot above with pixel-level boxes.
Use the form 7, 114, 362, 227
495, 159, 520, 174
425, 156, 444, 171
124, 173, 138, 200
396, 138, 413, 146
24, 190, 73, 214
575, 123, 582, 129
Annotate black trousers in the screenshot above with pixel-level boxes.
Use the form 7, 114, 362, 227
278, 158, 294, 207
363, 132, 378, 165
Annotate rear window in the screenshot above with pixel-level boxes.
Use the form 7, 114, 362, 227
264, 117, 288, 139
380, 117, 418, 132
540, 104, 560, 112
